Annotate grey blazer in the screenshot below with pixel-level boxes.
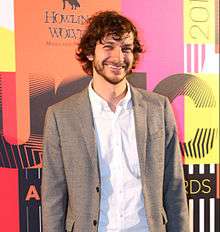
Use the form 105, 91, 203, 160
41, 86, 189, 232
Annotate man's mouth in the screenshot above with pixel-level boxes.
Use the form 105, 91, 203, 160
104, 63, 126, 71
108, 64, 124, 70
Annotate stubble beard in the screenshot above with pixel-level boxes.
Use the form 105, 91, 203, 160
93, 59, 132, 85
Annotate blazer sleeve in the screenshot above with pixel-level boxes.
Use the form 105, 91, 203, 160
41, 107, 67, 232
163, 97, 190, 232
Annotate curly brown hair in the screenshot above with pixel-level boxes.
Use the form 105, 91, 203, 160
76, 11, 143, 76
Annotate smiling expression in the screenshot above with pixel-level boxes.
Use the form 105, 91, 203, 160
90, 32, 134, 85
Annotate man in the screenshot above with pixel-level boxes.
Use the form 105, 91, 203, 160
42, 11, 189, 232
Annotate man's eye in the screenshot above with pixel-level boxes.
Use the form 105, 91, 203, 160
103, 45, 113, 49
122, 47, 133, 53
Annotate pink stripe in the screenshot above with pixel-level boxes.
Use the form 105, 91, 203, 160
194, 44, 198, 73
201, 45, 206, 71
187, 44, 191, 73
121, 0, 184, 89
0, 168, 20, 232
172, 96, 184, 142
121, 0, 185, 159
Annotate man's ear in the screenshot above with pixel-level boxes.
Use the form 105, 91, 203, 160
87, 55, 94, 61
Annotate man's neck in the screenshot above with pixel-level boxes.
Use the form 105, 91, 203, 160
92, 78, 127, 112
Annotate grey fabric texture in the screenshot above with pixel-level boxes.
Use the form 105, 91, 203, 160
41, 86, 189, 232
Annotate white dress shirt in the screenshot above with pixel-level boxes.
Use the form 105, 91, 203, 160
88, 82, 149, 232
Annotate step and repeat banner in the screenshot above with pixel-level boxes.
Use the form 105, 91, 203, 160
0, 0, 219, 231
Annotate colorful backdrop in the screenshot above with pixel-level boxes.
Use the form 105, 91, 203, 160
0, 0, 219, 231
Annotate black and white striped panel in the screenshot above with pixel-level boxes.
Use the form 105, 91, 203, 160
184, 164, 219, 232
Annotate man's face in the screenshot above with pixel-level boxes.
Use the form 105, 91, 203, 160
90, 32, 134, 85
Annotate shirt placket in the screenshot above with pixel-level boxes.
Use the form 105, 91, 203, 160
112, 108, 125, 231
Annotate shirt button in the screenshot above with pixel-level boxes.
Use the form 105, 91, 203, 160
93, 220, 97, 226
96, 186, 99, 192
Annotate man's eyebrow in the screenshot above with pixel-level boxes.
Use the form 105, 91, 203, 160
101, 41, 134, 46
100, 39, 134, 47
101, 40, 115, 45
102, 41, 114, 44
122, 43, 134, 47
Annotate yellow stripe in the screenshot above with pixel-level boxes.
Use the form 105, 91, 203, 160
0, 27, 16, 71
184, 0, 215, 44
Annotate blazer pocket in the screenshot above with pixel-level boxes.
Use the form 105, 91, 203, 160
161, 208, 168, 225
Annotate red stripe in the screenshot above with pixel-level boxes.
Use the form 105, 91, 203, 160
217, 164, 220, 199
1, 72, 18, 144
0, 168, 19, 232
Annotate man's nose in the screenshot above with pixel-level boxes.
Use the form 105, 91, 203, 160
111, 47, 124, 61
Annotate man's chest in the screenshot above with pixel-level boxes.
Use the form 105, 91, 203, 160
93, 108, 141, 180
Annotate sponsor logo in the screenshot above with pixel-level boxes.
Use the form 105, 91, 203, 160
63, 0, 80, 10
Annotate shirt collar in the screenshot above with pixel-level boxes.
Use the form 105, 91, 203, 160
88, 81, 132, 113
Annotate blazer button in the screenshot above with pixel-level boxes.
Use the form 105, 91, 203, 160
93, 220, 97, 226
96, 186, 99, 192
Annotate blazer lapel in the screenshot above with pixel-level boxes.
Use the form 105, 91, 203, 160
75, 88, 99, 176
131, 86, 148, 183
74, 86, 148, 185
